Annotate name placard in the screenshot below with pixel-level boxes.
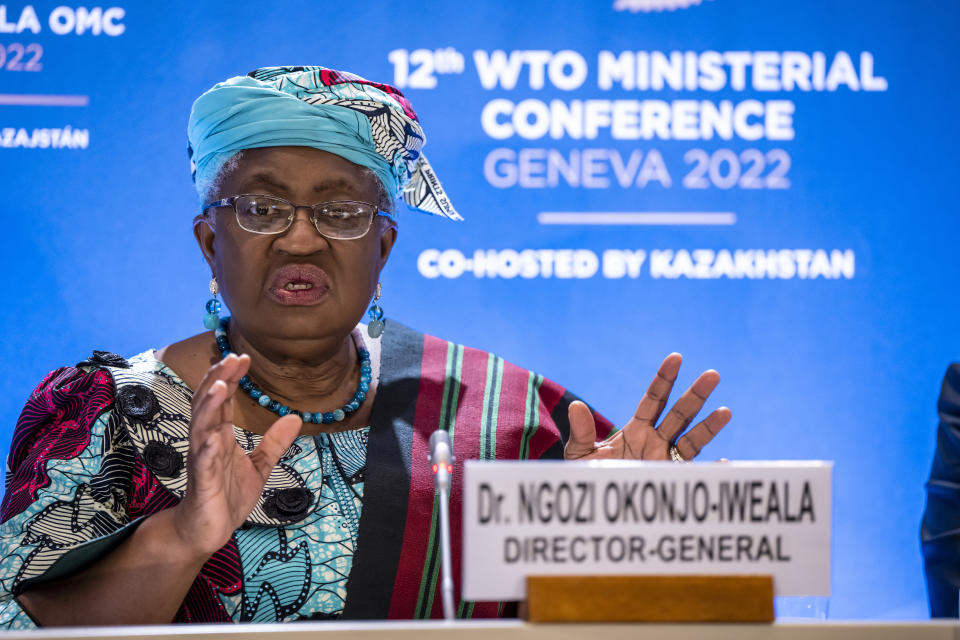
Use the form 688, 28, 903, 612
462, 460, 831, 601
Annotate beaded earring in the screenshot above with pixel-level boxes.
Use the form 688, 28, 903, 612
203, 276, 222, 330
367, 282, 385, 338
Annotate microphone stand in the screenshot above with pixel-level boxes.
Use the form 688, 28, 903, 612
430, 430, 456, 621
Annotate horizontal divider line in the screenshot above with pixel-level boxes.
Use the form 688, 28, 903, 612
0, 94, 90, 107
538, 211, 738, 226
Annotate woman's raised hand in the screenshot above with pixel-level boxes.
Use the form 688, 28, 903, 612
173, 354, 302, 558
564, 353, 731, 461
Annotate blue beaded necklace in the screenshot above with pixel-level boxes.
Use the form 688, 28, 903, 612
213, 316, 372, 425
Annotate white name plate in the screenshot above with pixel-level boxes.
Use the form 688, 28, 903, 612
462, 460, 831, 601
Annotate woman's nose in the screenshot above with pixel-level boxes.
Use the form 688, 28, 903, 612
273, 206, 330, 254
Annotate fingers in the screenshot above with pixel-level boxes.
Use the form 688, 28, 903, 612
193, 431, 215, 467
564, 401, 598, 460
248, 414, 303, 480
223, 355, 250, 396
656, 369, 721, 444
187, 420, 228, 501
218, 356, 249, 427
675, 407, 731, 460
191, 380, 230, 446
193, 353, 250, 410
190, 354, 250, 442
631, 354, 682, 427
193, 428, 223, 476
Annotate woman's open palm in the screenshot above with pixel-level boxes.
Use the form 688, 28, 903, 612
174, 354, 302, 556
564, 353, 731, 462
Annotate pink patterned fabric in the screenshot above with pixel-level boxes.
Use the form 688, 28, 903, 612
317, 68, 419, 121
0, 363, 247, 623
175, 538, 243, 623
1, 368, 114, 523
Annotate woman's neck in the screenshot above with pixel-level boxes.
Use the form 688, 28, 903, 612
229, 324, 360, 414
157, 323, 375, 436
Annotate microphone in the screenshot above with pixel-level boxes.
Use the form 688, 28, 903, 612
429, 429, 455, 621
430, 430, 454, 490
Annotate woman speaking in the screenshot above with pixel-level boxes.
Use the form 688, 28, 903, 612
0, 66, 730, 626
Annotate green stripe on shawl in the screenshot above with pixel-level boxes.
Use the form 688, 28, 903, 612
519, 373, 545, 460
415, 343, 463, 619
456, 353, 502, 619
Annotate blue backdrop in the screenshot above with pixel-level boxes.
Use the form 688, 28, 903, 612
1, 0, 958, 619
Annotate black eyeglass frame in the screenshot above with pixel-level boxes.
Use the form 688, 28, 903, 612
201, 194, 398, 239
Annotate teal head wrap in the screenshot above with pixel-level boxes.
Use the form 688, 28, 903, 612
187, 66, 461, 220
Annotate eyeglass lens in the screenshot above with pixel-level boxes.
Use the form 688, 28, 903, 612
233, 195, 375, 239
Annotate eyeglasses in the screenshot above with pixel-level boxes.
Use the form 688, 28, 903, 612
201, 194, 398, 240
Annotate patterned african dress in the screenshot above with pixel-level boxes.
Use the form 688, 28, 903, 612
0, 322, 612, 626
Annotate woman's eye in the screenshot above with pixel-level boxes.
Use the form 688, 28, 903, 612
251, 202, 281, 216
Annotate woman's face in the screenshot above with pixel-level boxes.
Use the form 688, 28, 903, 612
194, 146, 397, 347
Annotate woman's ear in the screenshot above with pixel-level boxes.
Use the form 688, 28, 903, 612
193, 215, 216, 267
378, 222, 397, 270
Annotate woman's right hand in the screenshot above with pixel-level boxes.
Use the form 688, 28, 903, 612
17, 354, 302, 625
173, 353, 302, 559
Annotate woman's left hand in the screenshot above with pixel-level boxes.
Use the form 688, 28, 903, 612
564, 353, 731, 461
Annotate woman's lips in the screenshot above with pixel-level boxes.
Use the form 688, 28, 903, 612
267, 264, 331, 306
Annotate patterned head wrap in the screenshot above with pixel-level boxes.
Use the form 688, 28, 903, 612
187, 66, 461, 220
